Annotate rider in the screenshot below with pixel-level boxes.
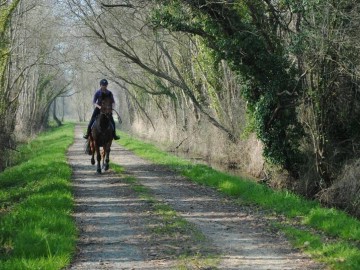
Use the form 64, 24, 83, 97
83, 79, 120, 140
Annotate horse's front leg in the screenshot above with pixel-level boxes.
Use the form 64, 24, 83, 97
104, 147, 110, 171
101, 148, 105, 170
96, 146, 102, 174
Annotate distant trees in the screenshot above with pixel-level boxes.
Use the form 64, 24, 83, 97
59, 3, 274, 151
65, 0, 240, 139
13, 0, 71, 135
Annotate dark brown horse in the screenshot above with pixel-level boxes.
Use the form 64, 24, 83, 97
89, 94, 113, 174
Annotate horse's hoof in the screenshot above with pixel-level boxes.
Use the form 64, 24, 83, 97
91, 159, 95, 165
97, 169, 102, 174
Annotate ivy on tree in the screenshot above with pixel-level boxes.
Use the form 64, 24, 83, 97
151, 0, 304, 176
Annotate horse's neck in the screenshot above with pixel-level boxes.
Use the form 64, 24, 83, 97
97, 114, 110, 129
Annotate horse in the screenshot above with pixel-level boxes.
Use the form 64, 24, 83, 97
89, 94, 114, 174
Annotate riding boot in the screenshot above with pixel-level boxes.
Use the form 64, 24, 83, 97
110, 115, 120, 140
113, 131, 120, 140
84, 108, 100, 139
83, 119, 94, 139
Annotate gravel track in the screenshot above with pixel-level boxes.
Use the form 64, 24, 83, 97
67, 124, 323, 269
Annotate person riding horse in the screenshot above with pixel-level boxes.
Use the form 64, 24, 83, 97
89, 94, 114, 173
83, 79, 120, 140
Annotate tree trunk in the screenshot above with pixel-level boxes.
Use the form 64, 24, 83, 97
52, 99, 62, 127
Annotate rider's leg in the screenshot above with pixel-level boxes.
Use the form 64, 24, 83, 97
83, 108, 100, 139
110, 114, 120, 140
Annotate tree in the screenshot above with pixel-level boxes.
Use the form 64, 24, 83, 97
0, 0, 21, 170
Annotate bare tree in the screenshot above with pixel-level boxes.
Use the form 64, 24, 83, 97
0, 0, 21, 170
65, 0, 241, 141
12, 0, 72, 135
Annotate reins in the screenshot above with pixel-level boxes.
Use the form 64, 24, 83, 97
112, 108, 122, 124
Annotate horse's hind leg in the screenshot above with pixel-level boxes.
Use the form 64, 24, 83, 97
91, 153, 95, 165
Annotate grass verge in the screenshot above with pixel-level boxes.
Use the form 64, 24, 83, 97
0, 123, 76, 270
117, 131, 360, 270
111, 163, 220, 269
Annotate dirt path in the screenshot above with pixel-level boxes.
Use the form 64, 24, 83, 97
67, 124, 323, 269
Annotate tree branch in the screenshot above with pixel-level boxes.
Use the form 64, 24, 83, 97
101, 3, 134, 8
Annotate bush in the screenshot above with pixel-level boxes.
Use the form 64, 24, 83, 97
318, 159, 360, 218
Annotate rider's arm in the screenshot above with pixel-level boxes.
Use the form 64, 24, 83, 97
110, 91, 115, 109
93, 91, 101, 109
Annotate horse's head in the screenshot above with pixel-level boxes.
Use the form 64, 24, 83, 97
100, 94, 113, 115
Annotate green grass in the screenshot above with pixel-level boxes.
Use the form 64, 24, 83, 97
0, 123, 76, 270
278, 224, 360, 269
117, 130, 360, 270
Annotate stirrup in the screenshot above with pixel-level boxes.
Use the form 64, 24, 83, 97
83, 134, 89, 139
113, 134, 120, 140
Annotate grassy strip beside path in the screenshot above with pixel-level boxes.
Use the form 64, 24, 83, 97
117, 131, 360, 270
0, 123, 76, 270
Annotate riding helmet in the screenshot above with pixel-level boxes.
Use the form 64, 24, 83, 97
100, 79, 108, 86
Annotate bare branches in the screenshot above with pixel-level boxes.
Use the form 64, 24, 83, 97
100, 3, 134, 8
64, 0, 239, 141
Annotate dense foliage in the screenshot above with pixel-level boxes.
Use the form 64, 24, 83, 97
150, 1, 360, 191
151, 0, 304, 175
